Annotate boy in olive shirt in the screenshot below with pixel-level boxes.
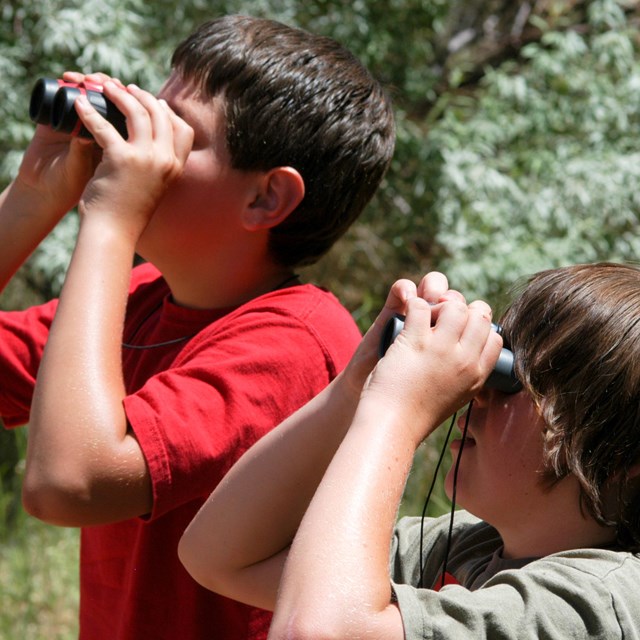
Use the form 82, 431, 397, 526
180, 263, 640, 639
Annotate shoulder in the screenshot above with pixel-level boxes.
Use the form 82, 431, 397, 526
148, 284, 361, 385
478, 549, 640, 637
240, 284, 357, 324
209, 284, 362, 368
521, 547, 640, 593
394, 510, 497, 556
394, 546, 640, 640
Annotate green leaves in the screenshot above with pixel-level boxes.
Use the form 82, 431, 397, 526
0, 0, 638, 314
424, 1, 640, 308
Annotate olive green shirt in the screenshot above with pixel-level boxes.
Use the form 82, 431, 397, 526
390, 510, 640, 639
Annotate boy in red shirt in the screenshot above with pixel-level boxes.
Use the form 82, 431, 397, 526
0, 15, 395, 639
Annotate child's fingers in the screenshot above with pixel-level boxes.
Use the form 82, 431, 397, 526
110, 84, 193, 166
417, 272, 449, 304
399, 296, 434, 344
100, 81, 154, 142
363, 278, 417, 357
61, 71, 125, 89
74, 95, 123, 148
385, 278, 418, 313
124, 84, 175, 143
461, 301, 502, 382
431, 298, 470, 344
467, 299, 503, 368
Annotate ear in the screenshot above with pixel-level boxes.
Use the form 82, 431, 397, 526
243, 167, 305, 231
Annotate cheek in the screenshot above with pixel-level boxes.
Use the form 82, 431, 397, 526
159, 165, 223, 218
446, 418, 542, 497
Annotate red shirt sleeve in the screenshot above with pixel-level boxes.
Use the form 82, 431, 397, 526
0, 299, 56, 427
0, 263, 161, 427
125, 287, 361, 520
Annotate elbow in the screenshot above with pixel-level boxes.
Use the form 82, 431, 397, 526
178, 530, 272, 608
178, 535, 206, 586
177, 531, 241, 600
178, 532, 224, 594
22, 465, 91, 526
269, 598, 393, 640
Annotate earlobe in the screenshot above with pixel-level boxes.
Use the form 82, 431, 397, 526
244, 167, 305, 231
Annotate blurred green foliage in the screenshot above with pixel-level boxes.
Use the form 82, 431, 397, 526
0, 0, 639, 635
431, 0, 640, 310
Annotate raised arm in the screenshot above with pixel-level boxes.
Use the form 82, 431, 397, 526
22, 76, 193, 526
0, 73, 98, 292
177, 273, 457, 611
267, 297, 502, 640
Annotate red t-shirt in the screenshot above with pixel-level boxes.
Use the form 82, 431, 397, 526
0, 263, 362, 639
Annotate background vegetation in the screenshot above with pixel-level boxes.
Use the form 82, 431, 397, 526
0, 0, 638, 637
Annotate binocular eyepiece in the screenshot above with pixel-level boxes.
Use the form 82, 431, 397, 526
29, 77, 128, 140
379, 314, 522, 394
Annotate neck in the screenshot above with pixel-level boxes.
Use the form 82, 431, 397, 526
140, 230, 300, 309
497, 477, 616, 559
164, 265, 299, 310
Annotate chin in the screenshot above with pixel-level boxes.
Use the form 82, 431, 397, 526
444, 470, 476, 513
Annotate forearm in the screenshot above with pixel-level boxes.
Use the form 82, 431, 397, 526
178, 371, 362, 610
268, 399, 412, 640
0, 179, 67, 293
178, 275, 458, 611
21, 78, 191, 527
24, 216, 149, 526
267, 298, 502, 640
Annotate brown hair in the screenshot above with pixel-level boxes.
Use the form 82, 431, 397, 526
171, 15, 395, 267
500, 262, 640, 551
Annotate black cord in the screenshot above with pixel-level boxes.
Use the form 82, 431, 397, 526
439, 400, 474, 589
418, 411, 458, 588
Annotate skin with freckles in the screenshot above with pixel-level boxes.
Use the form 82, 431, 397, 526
448, 392, 547, 534
445, 389, 611, 559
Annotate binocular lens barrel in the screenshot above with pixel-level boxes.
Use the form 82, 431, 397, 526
379, 314, 522, 394
29, 77, 128, 140
29, 78, 68, 125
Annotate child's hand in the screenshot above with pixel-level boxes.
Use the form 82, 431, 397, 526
360, 295, 502, 447
73, 78, 194, 240
15, 72, 130, 225
342, 272, 464, 397
15, 72, 107, 221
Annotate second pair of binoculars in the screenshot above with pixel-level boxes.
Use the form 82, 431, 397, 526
29, 77, 128, 140
379, 313, 522, 395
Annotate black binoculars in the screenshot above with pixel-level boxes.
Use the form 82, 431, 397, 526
379, 314, 522, 394
29, 77, 128, 140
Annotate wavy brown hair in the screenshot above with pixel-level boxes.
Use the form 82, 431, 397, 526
500, 262, 640, 551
